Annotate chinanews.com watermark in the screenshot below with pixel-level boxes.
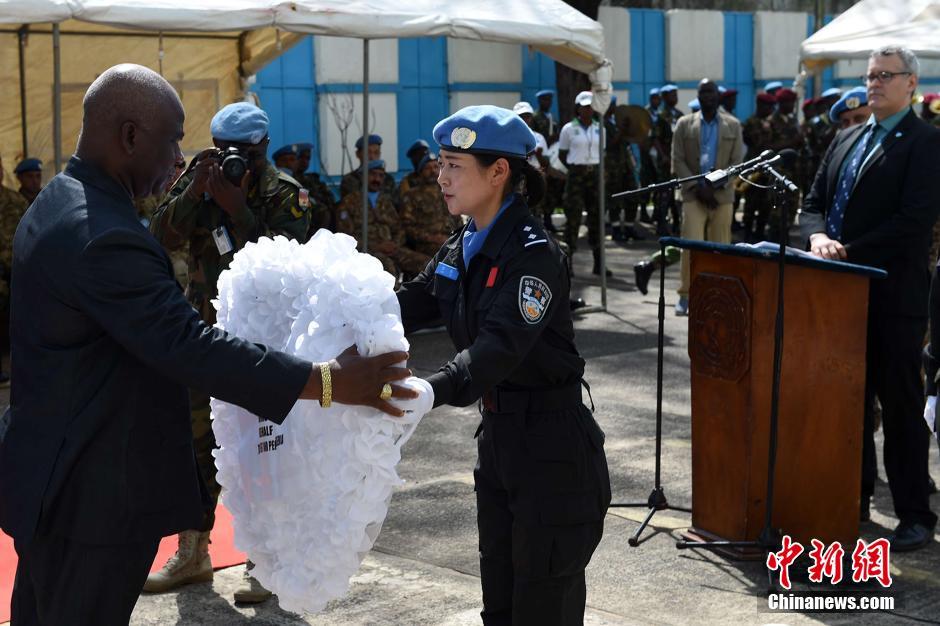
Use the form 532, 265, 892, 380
763, 535, 896, 614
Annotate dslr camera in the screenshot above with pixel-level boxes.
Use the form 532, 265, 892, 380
202, 147, 249, 186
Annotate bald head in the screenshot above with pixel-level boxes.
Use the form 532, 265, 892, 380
77, 64, 185, 199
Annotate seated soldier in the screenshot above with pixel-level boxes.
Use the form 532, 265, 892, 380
335, 160, 429, 281
339, 134, 397, 205
398, 139, 430, 198
400, 152, 462, 256
290, 142, 336, 236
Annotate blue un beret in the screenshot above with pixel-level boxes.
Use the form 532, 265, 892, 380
535, 89, 555, 98
821, 87, 843, 99
689, 98, 701, 112
210, 102, 269, 144
272, 145, 297, 160
829, 86, 868, 123
354, 134, 383, 150
417, 151, 436, 173
433, 105, 537, 159
367, 159, 386, 171
293, 142, 314, 153
406, 139, 430, 159
660, 84, 678, 93
764, 81, 783, 93
649, 87, 660, 96
14, 158, 42, 174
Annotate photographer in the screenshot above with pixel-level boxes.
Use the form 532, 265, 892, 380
148, 102, 311, 601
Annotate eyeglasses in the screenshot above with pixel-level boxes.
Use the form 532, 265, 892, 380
859, 71, 912, 85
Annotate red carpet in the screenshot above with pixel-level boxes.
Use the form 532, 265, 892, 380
0, 503, 245, 623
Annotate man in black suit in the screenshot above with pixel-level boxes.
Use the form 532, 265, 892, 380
801, 46, 940, 551
0, 64, 415, 625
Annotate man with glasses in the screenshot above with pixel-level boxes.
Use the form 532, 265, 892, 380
801, 46, 940, 551
149, 102, 312, 599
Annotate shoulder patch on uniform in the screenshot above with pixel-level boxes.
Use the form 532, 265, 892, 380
517, 218, 548, 248
518, 276, 552, 325
298, 188, 310, 208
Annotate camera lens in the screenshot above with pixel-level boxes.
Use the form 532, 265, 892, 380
221, 154, 248, 185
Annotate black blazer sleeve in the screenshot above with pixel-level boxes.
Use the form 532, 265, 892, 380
68, 227, 311, 424
928, 266, 940, 396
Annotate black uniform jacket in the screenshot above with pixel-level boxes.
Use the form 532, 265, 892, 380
397, 195, 584, 407
0, 157, 311, 549
800, 110, 940, 318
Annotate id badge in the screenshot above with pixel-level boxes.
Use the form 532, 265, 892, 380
212, 225, 234, 256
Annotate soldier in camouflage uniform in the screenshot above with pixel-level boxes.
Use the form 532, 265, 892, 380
339, 133, 398, 206
530, 89, 558, 143
335, 160, 429, 280
801, 90, 842, 194
652, 84, 683, 235
604, 103, 641, 241
741, 93, 776, 241
400, 154, 462, 257
766, 89, 804, 243
289, 142, 335, 236
0, 156, 28, 386
146, 103, 310, 600
397, 139, 430, 199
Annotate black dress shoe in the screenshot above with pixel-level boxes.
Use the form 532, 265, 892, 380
569, 298, 588, 311
634, 261, 655, 296
889, 522, 934, 552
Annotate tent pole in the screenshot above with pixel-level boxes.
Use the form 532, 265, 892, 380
52, 24, 62, 173
598, 116, 607, 310
361, 39, 370, 253
18, 26, 28, 157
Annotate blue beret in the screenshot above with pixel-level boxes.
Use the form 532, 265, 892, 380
829, 86, 868, 123
354, 134, 383, 150
660, 84, 678, 93
764, 81, 783, 92
367, 159, 386, 171
649, 87, 660, 96
821, 87, 843, 99
718, 86, 727, 94
417, 151, 436, 173
433, 105, 537, 159
14, 158, 41, 174
535, 89, 555, 98
406, 139, 430, 159
689, 98, 700, 111
293, 142, 314, 153
210, 102, 269, 144
610, 95, 618, 106
272, 144, 297, 160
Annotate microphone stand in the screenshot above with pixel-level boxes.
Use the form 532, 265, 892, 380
675, 163, 800, 593
609, 154, 779, 546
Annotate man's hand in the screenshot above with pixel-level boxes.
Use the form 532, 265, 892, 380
694, 183, 718, 209
185, 150, 218, 199
809, 233, 847, 260
207, 164, 251, 216
301, 345, 417, 416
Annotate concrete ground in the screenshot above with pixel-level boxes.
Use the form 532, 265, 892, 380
6, 219, 940, 625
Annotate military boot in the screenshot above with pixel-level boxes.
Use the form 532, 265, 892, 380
234, 560, 273, 604
143, 530, 213, 593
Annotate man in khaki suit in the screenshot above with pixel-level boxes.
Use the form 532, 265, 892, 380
672, 78, 744, 315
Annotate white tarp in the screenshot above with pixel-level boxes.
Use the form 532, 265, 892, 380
800, 0, 940, 69
0, 0, 608, 179
0, 0, 606, 73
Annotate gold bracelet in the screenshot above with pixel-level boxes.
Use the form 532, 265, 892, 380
319, 362, 332, 408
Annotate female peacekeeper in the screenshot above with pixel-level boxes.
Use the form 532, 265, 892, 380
396, 105, 611, 626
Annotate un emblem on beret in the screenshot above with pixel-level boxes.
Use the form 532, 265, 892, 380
518, 276, 552, 325
451, 127, 477, 150
846, 96, 860, 110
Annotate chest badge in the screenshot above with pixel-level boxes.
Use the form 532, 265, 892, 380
518, 276, 552, 325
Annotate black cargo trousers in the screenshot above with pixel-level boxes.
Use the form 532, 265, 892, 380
474, 382, 611, 626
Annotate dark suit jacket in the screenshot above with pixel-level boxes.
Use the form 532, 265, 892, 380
800, 110, 940, 318
0, 157, 311, 549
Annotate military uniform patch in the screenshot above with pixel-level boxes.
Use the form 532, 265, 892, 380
299, 188, 310, 209
518, 276, 552, 325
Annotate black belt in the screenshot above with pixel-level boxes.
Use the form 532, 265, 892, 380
482, 381, 587, 414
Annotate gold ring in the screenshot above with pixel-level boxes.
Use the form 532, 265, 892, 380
379, 383, 393, 401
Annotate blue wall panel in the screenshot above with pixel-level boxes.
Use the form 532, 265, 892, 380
522, 49, 558, 119
628, 9, 665, 107
724, 12, 754, 121
398, 37, 449, 169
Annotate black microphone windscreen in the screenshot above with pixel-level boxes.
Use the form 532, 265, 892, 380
778, 149, 798, 167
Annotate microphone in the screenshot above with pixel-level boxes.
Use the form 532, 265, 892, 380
704, 150, 776, 187
761, 149, 800, 193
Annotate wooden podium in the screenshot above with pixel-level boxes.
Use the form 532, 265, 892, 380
666, 239, 886, 556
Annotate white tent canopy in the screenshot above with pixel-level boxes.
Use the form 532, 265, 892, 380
800, 0, 940, 69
